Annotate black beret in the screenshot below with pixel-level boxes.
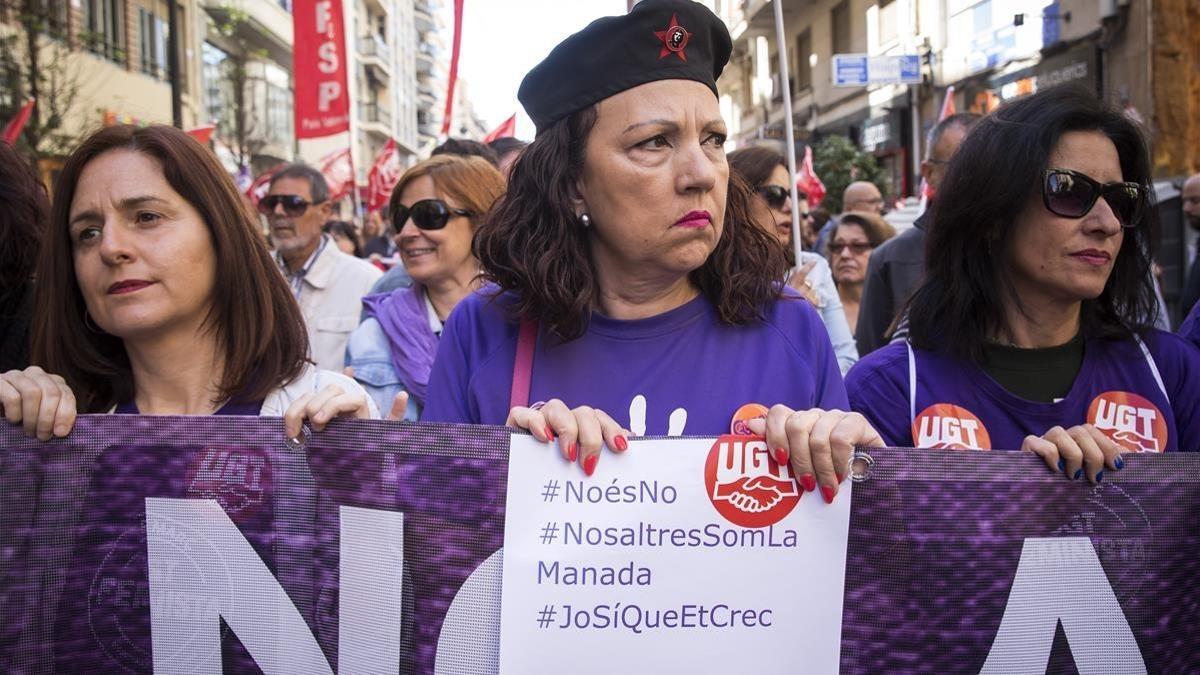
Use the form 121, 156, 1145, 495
518, 0, 732, 135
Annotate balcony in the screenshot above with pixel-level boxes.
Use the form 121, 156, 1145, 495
359, 103, 393, 138
201, 0, 292, 65
358, 33, 392, 78
416, 42, 437, 75
415, 5, 435, 35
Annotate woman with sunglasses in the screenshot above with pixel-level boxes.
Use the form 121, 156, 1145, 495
728, 145, 858, 374
425, 1, 882, 501
846, 86, 1200, 480
346, 155, 505, 420
826, 211, 895, 336
0, 124, 378, 442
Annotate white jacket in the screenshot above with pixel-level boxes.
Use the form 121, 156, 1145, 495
289, 243, 383, 371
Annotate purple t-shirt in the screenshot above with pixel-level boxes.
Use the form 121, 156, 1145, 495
1180, 302, 1200, 349
423, 287, 847, 435
846, 330, 1200, 453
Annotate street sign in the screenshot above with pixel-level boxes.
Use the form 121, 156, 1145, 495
832, 53, 922, 87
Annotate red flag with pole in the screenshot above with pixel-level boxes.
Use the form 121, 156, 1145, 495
440, 0, 464, 135
293, 0, 351, 139
320, 148, 356, 202
2, 99, 35, 145
366, 139, 403, 213
482, 115, 516, 143
794, 145, 826, 210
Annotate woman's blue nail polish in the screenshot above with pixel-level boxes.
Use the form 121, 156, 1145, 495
1114, 456, 1124, 470
1073, 468, 1083, 481
1057, 459, 1065, 472
1096, 471, 1104, 483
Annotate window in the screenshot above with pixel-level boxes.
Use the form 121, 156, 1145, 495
202, 42, 229, 126
831, 1, 851, 55
794, 29, 812, 92
878, 0, 898, 45
82, 0, 125, 64
138, 8, 168, 79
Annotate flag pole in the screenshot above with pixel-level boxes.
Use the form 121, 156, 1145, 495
771, 0, 803, 263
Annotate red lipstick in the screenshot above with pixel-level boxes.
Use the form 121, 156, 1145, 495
107, 280, 154, 295
674, 210, 711, 229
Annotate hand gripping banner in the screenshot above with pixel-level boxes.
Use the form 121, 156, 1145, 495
0, 418, 1197, 673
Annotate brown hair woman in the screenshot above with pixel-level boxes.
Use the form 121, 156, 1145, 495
347, 154, 506, 420
423, 0, 881, 504
1, 124, 377, 440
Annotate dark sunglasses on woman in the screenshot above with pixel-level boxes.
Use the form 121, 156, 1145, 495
1042, 168, 1145, 228
756, 185, 790, 211
257, 194, 325, 217
828, 242, 874, 255
392, 199, 474, 231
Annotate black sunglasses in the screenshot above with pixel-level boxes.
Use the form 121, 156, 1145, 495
1042, 169, 1144, 228
393, 199, 474, 231
258, 194, 324, 217
828, 242, 873, 255
756, 185, 790, 211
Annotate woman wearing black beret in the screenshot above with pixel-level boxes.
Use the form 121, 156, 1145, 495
425, 0, 880, 503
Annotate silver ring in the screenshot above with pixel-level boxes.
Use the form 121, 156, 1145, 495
285, 425, 310, 451
848, 450, 875, 482
803, 279, 814, 289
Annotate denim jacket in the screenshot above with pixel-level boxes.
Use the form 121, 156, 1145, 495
345, 317, 422, 421
796, 252, 859, 375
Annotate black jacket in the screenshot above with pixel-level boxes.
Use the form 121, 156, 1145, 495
856, 212, 927, 356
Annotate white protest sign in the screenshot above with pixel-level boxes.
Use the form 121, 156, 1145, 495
499, 435, 851, 673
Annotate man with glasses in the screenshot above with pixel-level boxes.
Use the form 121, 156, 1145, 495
855, 112, 981, 356
263, 164, 381, 370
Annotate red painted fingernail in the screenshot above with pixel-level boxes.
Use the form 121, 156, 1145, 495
544, 426, 555, 441
836, 471, 845, 484
773, 448, 788, 465
821, 485, 836, 504
614, 435, 629, 452
583, 454, 598, 476
567, 442, 578, 462
800, 473, 817, 492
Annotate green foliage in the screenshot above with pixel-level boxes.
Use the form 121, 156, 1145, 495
0, 0, 81, 158
811, 134, 890, 213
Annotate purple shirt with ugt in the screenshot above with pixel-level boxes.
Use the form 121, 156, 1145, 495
423, 287, 848, 435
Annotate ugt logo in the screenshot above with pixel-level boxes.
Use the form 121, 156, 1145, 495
1087, 391, 1168, 453
912, 404, 992, 450
704, 435, 800, 528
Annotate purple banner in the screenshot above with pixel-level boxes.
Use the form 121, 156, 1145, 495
1, 418, 1196, 673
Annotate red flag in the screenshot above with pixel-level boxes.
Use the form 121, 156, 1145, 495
185, 125, 215, 145
246, 164, 285, 206
482, 115, 517, 143
320, 148, 356, 202
293, 0, 350, 139
795, 145, 826, 210
2, 99, 35, 145
440, 0, 464, 136
366, 139, 403, 213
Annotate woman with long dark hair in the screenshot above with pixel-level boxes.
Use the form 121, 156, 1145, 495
0, 141, 46, 372
727, 145, 858, 373
846, 86, 1200, 480
1, 124, 377, 440
424, 0, 880, 502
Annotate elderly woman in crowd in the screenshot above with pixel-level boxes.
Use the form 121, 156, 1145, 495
424, 0, 881, 502
846, 86, 1200, 481
323, 219, 364, 258
347, 154, 505, 419
826, 211, 895, 335
728, 146, 858, 373
0, 124, 377, 439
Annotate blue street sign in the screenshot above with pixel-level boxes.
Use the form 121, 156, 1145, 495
833, 54, 922, 88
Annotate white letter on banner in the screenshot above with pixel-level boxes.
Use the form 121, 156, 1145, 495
146, 498, 404, 674
980, 537, 1147, 674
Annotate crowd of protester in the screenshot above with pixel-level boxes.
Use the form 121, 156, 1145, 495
3, 0, 1200, 501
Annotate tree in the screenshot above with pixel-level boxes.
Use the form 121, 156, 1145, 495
0, 0, 81, 158
811, 134, 890, 213
209, 5, 269, 172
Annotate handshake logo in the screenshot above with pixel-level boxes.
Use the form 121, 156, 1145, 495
704, 436, 801, 528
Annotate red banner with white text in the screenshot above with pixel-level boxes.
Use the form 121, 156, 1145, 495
294, 0, 351, 139
366, 139, 403, 213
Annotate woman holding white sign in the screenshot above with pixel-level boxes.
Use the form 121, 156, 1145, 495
846, 86, 1200, 479
424, 0, 882, 504
0, 124, 379, 438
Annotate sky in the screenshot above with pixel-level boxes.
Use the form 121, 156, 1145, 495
454, 0, 627, 140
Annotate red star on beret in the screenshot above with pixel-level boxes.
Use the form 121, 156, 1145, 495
654, 13, 691, 62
